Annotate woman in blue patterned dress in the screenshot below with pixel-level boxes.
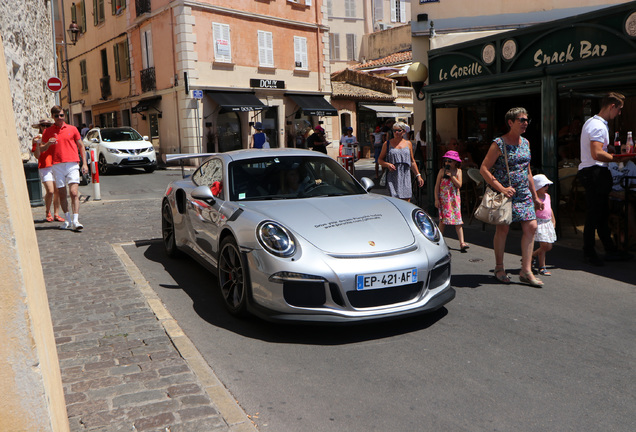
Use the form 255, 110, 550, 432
480, 108, 544, 287
379, 121, 424, 201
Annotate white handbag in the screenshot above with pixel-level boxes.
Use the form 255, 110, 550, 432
474, 139, 512, 225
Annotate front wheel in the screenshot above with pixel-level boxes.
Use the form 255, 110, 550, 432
98, 153, 110, 175
217, 237, 249, 317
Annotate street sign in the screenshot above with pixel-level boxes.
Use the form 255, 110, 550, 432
47, 77, 63, 92
192, 90, 203, 99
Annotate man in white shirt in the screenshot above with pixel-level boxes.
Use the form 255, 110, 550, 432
578, 92, 630, 265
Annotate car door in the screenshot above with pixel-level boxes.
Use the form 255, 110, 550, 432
189, 158, 225, 265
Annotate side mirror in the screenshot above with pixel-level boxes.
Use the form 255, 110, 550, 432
360, 177, 375, 192
143, 136, 149, 141
191, 185, 216, 205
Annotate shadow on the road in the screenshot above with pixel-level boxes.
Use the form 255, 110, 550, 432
137, 239, 449, 345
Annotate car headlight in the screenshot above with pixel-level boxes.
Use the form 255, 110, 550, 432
107, 148, 121, 154
257, 221, 296, 257
413, 209, 440, 242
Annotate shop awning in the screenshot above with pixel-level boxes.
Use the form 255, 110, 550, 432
287, 94, 338, 116
360, 104, 412, 117
131, 96, 161, 113
206, 91, 266, 112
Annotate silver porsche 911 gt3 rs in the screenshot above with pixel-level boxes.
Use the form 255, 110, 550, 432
162, 148, 454, 323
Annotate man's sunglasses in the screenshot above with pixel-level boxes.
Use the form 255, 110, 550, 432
54, 113, 65, 118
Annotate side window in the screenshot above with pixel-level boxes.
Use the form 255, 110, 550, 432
193, 158, 224, 198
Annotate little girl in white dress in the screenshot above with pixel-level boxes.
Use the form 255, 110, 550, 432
532, 174, 557, 275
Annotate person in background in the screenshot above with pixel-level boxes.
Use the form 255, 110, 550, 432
378, 121, 423, 201
480, 107, 543, 287
42, 105, 89, 230
80, 123, 89, 138
531, 174, 557, 276
249, 122, 268, 149
435, 150, 468, 252
307, 125, 328, 154
608, 159, 636, 250
370, 126, 385, 180
578, 92, 630, 265
339, 126, 359, 160
31, 118, 65, 223
414, 120, 427, 165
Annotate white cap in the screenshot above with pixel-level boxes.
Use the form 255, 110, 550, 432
533, 174, 553, 190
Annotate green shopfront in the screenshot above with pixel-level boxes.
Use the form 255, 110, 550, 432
422, 1, 636, 212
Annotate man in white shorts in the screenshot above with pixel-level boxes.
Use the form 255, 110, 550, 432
42, 105, 89, 230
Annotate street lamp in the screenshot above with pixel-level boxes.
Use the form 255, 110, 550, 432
67, 21, 80, 45
407, 62, 429, 101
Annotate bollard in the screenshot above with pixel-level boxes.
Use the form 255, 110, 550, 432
24, 161, 44, 207
90, 148, 101, 201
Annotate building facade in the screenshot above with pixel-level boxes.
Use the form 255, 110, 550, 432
57, 0, 338, 159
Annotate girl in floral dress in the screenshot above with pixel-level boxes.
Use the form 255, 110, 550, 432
435, 150, 469, 252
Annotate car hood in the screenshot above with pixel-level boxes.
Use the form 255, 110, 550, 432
241, 194, 416, 254
97, 140, 150, 150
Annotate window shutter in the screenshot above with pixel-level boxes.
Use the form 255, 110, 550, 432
258, 31, 274, 67
305, 0, 312, 6
326, 0, 332, 17
400, 0, 406, 23
81, 1, 87, 33
294, 36, 307, 69
374, 0, 383, 21
330, 33, 340, 60
346, 33, 356, 61
114, 44, 120, 81
345, 0, 355, 18
213, 23, 231, 62
390, 0, 397, 23
93, 0, 98, 25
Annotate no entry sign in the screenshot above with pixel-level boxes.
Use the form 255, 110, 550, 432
47, 77, 63, 92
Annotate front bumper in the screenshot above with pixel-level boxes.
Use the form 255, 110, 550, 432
244, 241, 453, 323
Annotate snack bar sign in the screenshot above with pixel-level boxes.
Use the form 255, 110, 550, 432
429, 16, 636, 84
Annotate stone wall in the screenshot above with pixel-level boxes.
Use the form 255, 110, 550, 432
0, 0, 57, 161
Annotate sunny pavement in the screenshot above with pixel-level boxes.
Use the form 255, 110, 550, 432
32, 198, 256, 432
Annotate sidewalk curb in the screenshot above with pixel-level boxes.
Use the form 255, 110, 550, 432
112, 242, 258, 432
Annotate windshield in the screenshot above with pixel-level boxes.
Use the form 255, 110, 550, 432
228, 155, 367, 201
100, 128, 143, 142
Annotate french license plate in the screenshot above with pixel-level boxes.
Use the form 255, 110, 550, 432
356, 268, 417, 291
129, 156, 143, 161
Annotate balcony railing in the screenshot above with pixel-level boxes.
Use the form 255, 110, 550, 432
136, 0, 151, 16
100, 76, 111, 100
397, 86, 414, 99
140, 67, 156, 93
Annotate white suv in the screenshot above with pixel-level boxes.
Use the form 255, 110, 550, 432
84, 127, 157, 174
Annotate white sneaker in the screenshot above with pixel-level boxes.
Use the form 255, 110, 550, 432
59, 221, 71, 230
72, 221, 84, 231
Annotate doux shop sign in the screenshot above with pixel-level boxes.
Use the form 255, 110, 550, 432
428, 8, 636, 85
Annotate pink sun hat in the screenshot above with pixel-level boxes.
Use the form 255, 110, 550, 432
442, 150, 462, 163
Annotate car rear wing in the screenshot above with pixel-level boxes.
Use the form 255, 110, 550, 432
163, 153, 217, 163
162, 153, 217, 178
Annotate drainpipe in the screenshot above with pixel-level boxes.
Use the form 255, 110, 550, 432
61, 2, 72, 108
170, 7, 183, 156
